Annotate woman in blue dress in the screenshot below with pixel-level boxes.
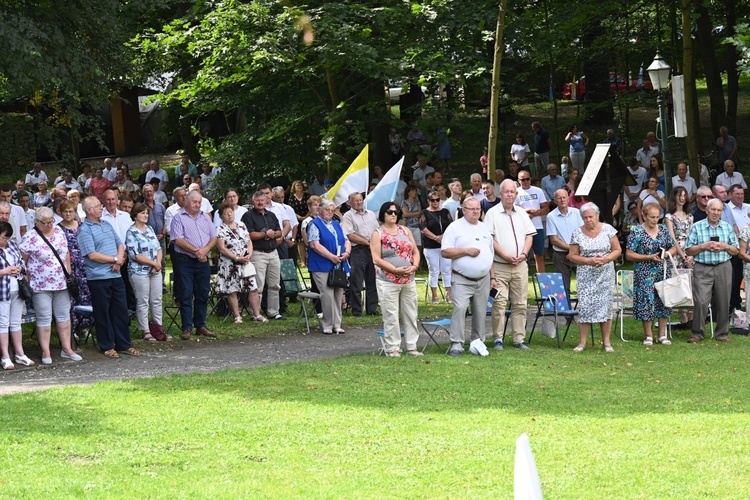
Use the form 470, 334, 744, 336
625, 203, 677, 346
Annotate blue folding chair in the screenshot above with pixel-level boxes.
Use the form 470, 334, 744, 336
529, 273, 579, 348
420, 318, 451, 353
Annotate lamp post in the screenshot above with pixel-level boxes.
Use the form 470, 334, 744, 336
647, 52, 672, 198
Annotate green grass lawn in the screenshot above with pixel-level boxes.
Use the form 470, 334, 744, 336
4, 313, 750, 497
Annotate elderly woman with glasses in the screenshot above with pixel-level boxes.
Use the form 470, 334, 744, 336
420, 193, 453, 303
371, 201, 421, 357
0, 222, 35, 370
19, 207, 81, 364
307, 199, 351, 335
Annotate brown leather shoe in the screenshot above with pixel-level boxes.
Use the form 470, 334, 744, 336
181, 329, 192, 340
687, 336, 702, 343
196, 326, 216, 338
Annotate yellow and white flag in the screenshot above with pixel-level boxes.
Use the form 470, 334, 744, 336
324, 145, 369, 207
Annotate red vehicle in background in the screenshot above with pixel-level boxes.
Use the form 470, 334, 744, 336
562, 72, 653, 100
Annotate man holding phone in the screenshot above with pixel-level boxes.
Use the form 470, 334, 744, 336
685, 198, 739, 343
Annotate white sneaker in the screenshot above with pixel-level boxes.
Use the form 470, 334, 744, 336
61, 351, 83, 362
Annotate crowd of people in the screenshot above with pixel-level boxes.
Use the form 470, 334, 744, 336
0, 123, 744, 367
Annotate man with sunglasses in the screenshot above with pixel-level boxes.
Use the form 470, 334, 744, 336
514, 173, 549, 273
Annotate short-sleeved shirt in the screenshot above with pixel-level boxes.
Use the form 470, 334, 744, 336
241, 208, 281, 252
440, 217, 493, 278
126, 224, 161, 276
514, 186, 548, 230
413, 166, 435, 188
685, 218, 738, 265
145, 168, 169, 190
484, 204, 536, 264
145, 201, 166, 236
171, 209, 217, 257
341, 208, 379, 247
730, 202, 750, 232
541, 175, 566, 204
19, 226, 69, 291
671, 175, 697, 199
25, 169, 48, 187
546, 207, 584, 252
715, 172, 748, 190
77, 218, 122, 281
102, 209, 133, 244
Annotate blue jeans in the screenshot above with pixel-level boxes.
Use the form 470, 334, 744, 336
88, 278, 131, 351
174, 252, 210, 332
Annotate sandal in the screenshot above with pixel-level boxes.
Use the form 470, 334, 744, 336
1, 358, 14, 370
234, 316, 243, 324
143, 333, 157, 342
431, 298, 440, 304
385, 350, 401, 357
658, 336, 672, 345
103, 349, 120, 359
643, 337, 654, 346
253, 315, 269, 323
604, 345, 615, 353
118, 348, 141, 356
406, 349, 424, 357
573, 345, 585, 353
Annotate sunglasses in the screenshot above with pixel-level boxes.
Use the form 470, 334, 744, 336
699, 195, 713, 199
429, 198, 440, 202
519, 178, 531, 182
385, 209, 400, 216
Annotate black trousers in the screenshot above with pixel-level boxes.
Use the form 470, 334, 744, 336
346, 247, 378, 315
731, 255, 743, 311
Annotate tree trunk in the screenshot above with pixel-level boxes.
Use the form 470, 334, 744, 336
725, 0, 739, 133
179, 113, 200, 163
581, 23, 614, 125
693, 0, 726, 135
487, 0, 508, 181
682, 0, 701, 180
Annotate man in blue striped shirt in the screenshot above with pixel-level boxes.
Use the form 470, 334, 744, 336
685, 198, 739, 343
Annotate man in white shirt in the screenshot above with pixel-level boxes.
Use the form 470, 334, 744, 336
625, 157, 649, 204
514, 171, 549, 273
412, 155, 435, 188
729, 184, 750, 313
635, 139, 655, 169
441, 197, 495, 357
101, 189, 136, 310
56, 171, 82, 192
546, 189, 583, 297
25, 163, 48, 192
671, 162, 698, 204
468, 173, 486, 202
272, 186, 299, 262
0, 187, 26, 241
102, 158, 117, 182
715, 160, 747, 190
145, 159, 170, 192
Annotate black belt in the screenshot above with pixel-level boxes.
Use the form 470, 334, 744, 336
554, 250, 569, 254
256, 248, 276, 253
695, 260, 730, 267
452, 270, 482, 282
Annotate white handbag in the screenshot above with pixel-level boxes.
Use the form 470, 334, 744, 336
241, 261, 257, 278
654, 253, 693, 307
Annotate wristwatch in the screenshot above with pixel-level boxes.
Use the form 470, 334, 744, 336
113, 256, 117, 264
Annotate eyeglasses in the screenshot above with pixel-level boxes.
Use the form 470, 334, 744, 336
385, 210, 400, 216
699, 195, 713, 199
519, 178, 531, 182
429, 198, 440, 202
38, 220, 54, 226
463, 207, 481, 212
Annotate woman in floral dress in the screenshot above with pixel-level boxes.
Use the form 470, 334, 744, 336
216, 203, 266, 323
58, 200, 93, 329
567, 202, 622, 352
664, 187, 694, 326
626, 203, 677, 346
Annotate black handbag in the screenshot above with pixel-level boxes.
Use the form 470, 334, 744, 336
34, 227, 80, 300
327, 264, 348, 288
0, 249, 32, 300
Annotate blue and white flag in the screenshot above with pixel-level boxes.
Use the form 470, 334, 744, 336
363, 157, 403, 212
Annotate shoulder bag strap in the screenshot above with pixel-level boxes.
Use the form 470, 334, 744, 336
33, 227, 72, 280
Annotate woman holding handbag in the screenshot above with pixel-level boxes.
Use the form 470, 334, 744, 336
371, 201, 421, 357
0, 222, 35, 370
625, 202, 678, 346
19, 207, 81, 364
307, 199, 350, 335
216, 202, 266, 324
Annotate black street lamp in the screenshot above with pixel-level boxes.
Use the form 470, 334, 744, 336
647, 52, 672, 197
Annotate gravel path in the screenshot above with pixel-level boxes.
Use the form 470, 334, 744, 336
0, 325, 393, 396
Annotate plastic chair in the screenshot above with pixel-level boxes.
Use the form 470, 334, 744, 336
614, 270, 634, 341
529, 273, 579, 348
420, 318, 451, 353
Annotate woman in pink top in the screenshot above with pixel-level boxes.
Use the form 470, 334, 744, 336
87, 167, 111, 200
